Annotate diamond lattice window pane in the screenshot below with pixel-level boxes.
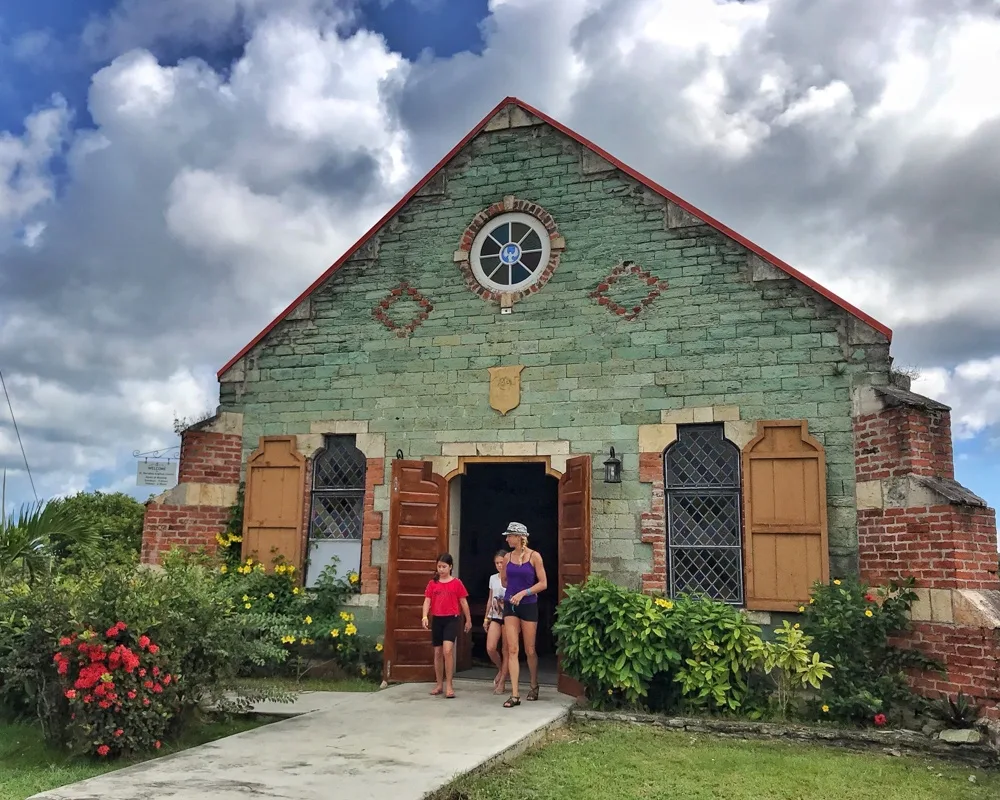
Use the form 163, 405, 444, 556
310, 495, 363, 541
314, 437, 366, 490
665, 425, 739, 488
669, 547, 743, 603
667, 493, 741, 547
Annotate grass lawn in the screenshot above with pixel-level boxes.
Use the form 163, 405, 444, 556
241, 675, 379, 693
447, 722, 1000, 800
0, 715, 267, 800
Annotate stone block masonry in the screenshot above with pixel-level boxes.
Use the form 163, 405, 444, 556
141, 412, 243, 565
218, 115, 894, 602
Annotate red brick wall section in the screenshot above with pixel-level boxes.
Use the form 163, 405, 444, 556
177, 430, 242, 485
361, 458, 385, 595
141, 504, 229, 565
859, 505, 1000, 591
854, 406, 954, 482
894, 623, 1000, 720
639, 452, 666, 594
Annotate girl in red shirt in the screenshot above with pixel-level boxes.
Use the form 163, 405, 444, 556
421, 553, 472, 698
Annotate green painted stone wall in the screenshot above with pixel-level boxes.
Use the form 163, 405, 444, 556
219, 114, 891, 607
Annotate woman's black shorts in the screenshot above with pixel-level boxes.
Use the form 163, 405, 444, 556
503, 600, 539, 622
431, 615, 460, 646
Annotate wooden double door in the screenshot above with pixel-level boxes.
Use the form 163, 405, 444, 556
383, 456, 591, 696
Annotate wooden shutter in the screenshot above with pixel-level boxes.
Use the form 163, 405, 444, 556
242, 436, 306, 572
743, 420, 829, 611
384, 460, 448, 683
557, 454, 591, 697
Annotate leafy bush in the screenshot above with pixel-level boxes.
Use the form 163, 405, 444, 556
801, 576, 942, 725
48, 491, 146, 570
554, 578, 784, 713
748, 621, 833, 718
669, 593, 763, 713
552, 577, 681, 706
0, 556, 291, 755
55, 624, 180, 758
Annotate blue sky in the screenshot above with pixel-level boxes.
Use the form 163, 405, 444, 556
0, 0, 997, 532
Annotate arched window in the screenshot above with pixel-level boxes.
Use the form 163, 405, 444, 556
664, 424, 744, 604
307, 436, 366, 585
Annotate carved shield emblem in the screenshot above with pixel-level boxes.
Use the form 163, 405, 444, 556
488, 365, 524, 415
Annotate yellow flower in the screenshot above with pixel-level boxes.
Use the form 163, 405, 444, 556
654, 598, 673, 610
276, 565, 286, 575
822, 705, 830, 713
288, 565, 295, 573
292, 587, 301, 595
246, 558, 254, 566
375, 642, 383, 652
865, 609, 873, 618
360, 667, 367, 676
348, 572, 359, 585
798, 606, 805, 613
219, 565, 227, 574
300, 638, 314, 646
244, 603, 252, 609
242, 595, 250, 602
340, 612, 351, 622
793, 623, 800, 629
345, 623, 357, 636
607, 689, 613, 695
268, 592, 275, 600
281, 635, 296, 644
330, 629, 340, 638
809, 598, 814, 604
833, 579, 841, 586
255, 563, 264, 573
216, 533, 228, 547
304, 616, 313, 625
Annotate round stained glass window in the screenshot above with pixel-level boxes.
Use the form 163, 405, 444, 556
470, 212, 551, 293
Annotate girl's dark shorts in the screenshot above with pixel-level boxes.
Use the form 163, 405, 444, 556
503, 600, 539, 622
431, 615, 460, 646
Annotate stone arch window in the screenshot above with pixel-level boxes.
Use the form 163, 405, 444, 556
307, 435, 366, 585
664, 424, 744, 604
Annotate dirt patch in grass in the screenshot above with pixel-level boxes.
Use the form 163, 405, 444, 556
440, 722, 1000, 800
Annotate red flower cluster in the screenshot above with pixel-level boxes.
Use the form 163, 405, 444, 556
874, 713, 887, 727
53, 622, 180, 760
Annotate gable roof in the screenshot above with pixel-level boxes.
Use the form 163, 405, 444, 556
218, 96, 891, 378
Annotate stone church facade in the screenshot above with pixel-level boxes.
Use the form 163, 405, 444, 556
141, 98, 999, 709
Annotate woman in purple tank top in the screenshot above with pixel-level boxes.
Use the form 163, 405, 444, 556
499, 521, 548, 708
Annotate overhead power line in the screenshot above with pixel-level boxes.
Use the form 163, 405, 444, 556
0, 368, 38, 502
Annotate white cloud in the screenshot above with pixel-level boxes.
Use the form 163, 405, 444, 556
0, 96, 69, 223
912, 359, 1000, 439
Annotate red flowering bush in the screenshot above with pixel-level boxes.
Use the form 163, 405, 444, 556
53, 621, 180, 759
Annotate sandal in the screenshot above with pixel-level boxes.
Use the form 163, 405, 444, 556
445, 691, 456, 699
526, 685, 539, 702
429, 687, 444, 696
503, 695, 520, 708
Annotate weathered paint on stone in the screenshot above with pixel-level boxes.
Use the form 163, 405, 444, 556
219, 118, 891, 614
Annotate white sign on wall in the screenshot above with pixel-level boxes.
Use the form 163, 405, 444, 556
137, 460, 178, 487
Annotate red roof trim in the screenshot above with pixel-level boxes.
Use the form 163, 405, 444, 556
218, 96, 891, 378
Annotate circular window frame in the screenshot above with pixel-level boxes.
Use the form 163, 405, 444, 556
470, 212, 552, 294
456, 197, 565, 305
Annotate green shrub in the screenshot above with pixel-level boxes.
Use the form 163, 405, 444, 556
748, 620, 833, 718
0, 556, 292, 755
55, 624, 181, 758
554, 578, 775, 713
669, 593, 763, 713
552, 577, 681, 706
801, 576, 942, 725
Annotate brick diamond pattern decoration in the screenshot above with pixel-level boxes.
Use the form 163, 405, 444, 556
589, 261, 669, 320
371, 281, 433, 337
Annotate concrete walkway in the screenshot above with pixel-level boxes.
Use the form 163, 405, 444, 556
31, 680, 573, 800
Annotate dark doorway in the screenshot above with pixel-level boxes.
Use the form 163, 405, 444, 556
456, 462, 559, 681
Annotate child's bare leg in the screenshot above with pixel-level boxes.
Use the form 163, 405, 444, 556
443, 641, 456, 695
431, 645, 444, 694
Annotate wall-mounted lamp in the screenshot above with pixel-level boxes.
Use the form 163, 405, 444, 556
603, 447, 622, 484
